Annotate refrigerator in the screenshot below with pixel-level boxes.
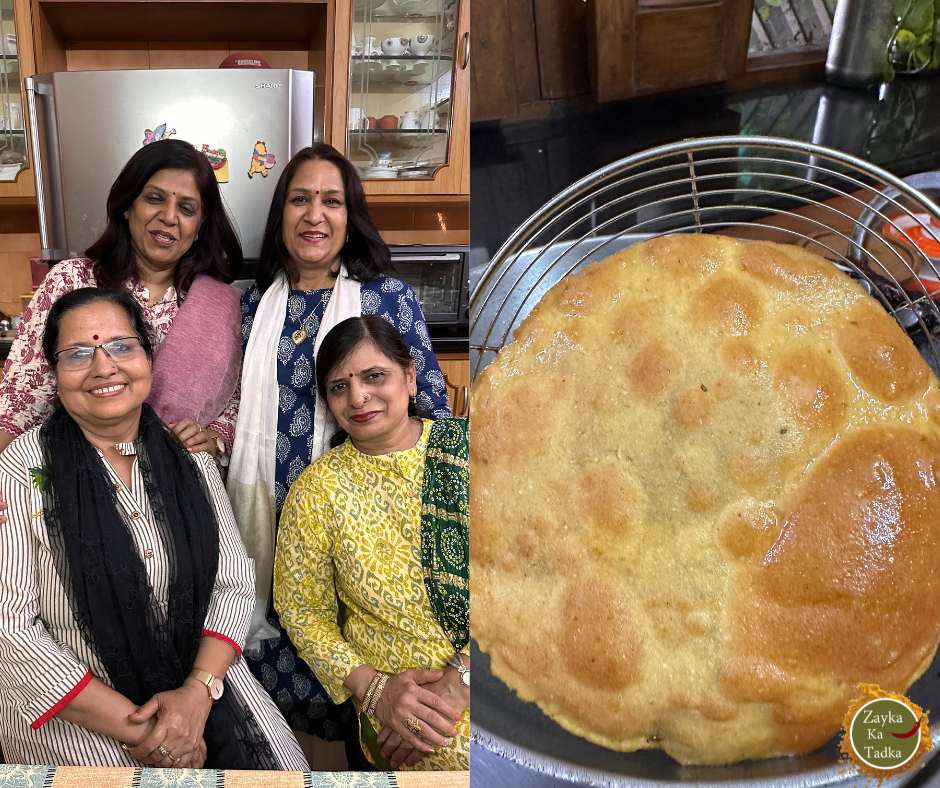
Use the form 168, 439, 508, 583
25, 68, 315, 266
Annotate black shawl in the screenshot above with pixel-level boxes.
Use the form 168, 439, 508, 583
39, 404, 278, 769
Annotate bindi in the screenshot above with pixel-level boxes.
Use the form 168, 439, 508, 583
316, 190, 320, 195
350, 373, 353, 377
93, 335, 99, 340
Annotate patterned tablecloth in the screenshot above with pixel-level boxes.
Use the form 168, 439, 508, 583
0, 765, 469, 788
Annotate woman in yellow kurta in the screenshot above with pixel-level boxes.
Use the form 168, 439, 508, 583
273, 315, 469, 771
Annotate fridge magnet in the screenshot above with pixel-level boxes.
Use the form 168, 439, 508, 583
142, 123, 176, 146
248, 141, 276, 178
202, 144, 230, 183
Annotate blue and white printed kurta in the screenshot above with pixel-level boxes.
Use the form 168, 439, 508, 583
239, 275, 451, 739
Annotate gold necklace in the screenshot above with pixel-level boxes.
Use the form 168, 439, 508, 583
290, 296, 320, 345
290, 268, 341, 344
291, 314, 314, 345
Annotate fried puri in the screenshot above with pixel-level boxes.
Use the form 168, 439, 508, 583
471, 234, 940, 765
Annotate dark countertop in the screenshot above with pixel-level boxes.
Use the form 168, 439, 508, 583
470, 75, 940, 267
469, 74, 940, 788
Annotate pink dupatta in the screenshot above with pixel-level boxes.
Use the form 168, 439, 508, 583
147, 275, 242, 427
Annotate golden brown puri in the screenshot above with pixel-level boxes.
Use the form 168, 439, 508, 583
471, 234, 940, 765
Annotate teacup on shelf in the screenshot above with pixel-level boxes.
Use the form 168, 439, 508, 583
381, 37, 409, 56
399, 111, 421, 129
420, 109, 441, 129
410, 34, 437, 56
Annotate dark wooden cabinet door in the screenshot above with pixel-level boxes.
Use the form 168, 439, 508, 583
588, 0, 754, 102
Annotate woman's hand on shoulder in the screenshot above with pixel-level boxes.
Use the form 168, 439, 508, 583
126, 680, 213, 767
169, 419, 220, 457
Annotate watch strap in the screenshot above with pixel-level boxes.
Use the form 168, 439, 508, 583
189, 668, 219, 701
447, 654, 469, 686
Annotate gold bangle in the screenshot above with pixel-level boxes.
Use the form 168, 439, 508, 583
362, 672, 383, 714
366, 673, 389, 717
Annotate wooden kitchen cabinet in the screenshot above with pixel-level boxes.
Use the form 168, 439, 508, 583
470, 0, 812, 120
330, 0, 469, 196
438, 352, 469, 417
0, 0, 37, 200
588, 0, 753, 103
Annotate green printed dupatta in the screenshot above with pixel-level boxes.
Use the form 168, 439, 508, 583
420, 417, 470, 651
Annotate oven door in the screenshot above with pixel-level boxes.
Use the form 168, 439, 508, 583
390, 246, 469, 325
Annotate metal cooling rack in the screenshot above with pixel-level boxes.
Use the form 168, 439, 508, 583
471, 135, 940, 381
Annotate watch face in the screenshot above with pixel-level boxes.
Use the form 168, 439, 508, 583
210, 678, 224, 700
460, 671, 470, 687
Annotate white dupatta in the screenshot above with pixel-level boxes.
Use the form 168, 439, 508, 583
228, 266, 362, 649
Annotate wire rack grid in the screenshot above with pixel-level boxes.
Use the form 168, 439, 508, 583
470, 135, 940, 382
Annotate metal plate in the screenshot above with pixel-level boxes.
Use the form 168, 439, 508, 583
471, 641, 939, 787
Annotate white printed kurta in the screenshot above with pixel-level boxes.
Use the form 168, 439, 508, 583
0, 258, 239, 449
0, 426, 307, 769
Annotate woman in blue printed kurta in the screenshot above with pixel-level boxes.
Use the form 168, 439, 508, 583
232, 145, 450, 747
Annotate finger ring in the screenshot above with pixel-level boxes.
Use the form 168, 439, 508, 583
198, 425, 204, 432
157, 745, 171, 759
170, 754, 181, 766
403, 717, 421, 734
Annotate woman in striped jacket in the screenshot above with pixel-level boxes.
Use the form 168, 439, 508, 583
0, 287, 306, 770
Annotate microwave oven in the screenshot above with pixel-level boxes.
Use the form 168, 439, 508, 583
231, 245, 469, 329
389, 245, 469, 327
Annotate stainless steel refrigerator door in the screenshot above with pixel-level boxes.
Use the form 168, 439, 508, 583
27, 68, 314, 263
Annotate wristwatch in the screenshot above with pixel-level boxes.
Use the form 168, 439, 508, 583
447, 654, 470, 688
212, 435, 230, 468
190, 669, 224, 702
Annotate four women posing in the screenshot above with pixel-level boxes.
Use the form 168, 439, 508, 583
0, 140, 469, 772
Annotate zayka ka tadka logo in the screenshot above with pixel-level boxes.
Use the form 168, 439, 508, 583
840, 684, 932, 783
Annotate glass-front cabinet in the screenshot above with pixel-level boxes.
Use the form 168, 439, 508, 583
348, 0, 460, 180
0, 0, 24, 183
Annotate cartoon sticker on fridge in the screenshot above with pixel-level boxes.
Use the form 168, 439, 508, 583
143, 123, 176, 146
202, 144, 230, 183
248, 142, 276, 178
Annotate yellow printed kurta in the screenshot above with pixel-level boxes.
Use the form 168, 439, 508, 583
273, 419, 469, 770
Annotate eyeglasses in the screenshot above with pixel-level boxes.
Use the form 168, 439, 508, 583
53, 336, 145, 371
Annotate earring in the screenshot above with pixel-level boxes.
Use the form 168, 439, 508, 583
123, 211, 128, 220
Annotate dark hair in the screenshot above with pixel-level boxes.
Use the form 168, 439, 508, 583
316, 315, 423, 448
43, 287, 155, 368
255, 144, 392, 292
85, 139, 243, 297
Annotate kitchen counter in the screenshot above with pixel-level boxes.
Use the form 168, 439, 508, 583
470, 75, 940, 266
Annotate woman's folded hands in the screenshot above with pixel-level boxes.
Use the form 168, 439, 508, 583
126, 679, 214, 768
373, 668, 465, 768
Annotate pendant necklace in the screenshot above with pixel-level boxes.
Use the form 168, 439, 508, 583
291, 298, 319, 345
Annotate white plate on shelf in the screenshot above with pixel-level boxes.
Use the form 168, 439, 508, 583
364, 167, 398, 179
387, 0, 432, 13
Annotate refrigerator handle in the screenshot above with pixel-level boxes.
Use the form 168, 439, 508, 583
24, 78, 52, 255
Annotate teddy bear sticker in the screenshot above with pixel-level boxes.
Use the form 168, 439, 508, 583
248, 141, 276, 178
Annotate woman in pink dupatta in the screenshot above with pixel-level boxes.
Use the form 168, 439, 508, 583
0, 139, 243, 461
